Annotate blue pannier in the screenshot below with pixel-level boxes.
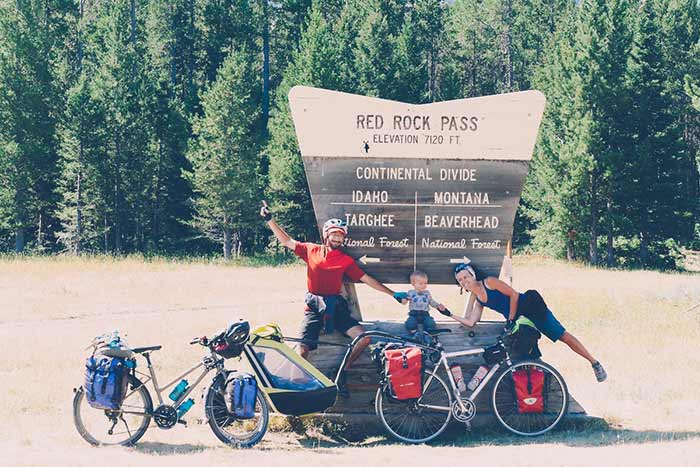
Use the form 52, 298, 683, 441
224, 372, 257, 419
84, 356, 129, 410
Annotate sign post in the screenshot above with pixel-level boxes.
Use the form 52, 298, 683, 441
289, 86, 545, 313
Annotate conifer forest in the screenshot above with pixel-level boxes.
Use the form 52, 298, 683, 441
1, 0, 698, 269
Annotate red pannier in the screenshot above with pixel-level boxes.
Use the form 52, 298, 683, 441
513, 367, 545, 413
385, 347, 423, 400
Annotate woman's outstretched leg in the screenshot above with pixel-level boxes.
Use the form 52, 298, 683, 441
559, 331, 607, 382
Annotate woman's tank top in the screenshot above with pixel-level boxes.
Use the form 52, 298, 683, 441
474, 279, 524, 318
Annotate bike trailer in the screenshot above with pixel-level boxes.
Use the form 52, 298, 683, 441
84, 356, 129, 410
224, 372, 258, 419
244, 324, 337, 416
384, 346, 423, 400
512, 366, 545, 414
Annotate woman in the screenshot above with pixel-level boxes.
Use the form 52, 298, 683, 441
444, 263, 607, 382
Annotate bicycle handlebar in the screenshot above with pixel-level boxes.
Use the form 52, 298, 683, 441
190, 336, 209, 346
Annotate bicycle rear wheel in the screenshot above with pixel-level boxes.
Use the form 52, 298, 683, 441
73, 375, 152, 446
375, 370, 452, 444
491, 360, 568, 436
205, 378, 269, 448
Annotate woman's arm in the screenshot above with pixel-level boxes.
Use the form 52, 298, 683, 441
486, 276, 519, 321
448, 293, 483, 327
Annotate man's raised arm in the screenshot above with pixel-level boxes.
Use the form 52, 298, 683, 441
260, 201, 297, 250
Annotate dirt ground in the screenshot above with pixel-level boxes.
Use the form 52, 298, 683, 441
1, 255, 699, 466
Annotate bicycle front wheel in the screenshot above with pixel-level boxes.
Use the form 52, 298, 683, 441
491, 360, 569, 436
73, 375, 153, 446
375, 370, 452, 444
204, 378, 269, 448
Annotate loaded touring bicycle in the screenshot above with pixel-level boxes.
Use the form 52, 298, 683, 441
74, 317, 569, 447
74, 321, 345, 448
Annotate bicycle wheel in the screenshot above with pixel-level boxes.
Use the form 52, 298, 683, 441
491, 360, 569, 436
205, 378, 269, 448
73, 375, 152, 446
375, 370, 452, 444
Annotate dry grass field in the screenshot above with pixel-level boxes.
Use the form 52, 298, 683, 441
1, 255, 699, 467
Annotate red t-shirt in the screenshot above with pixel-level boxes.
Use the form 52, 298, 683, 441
294, 242, 365, 296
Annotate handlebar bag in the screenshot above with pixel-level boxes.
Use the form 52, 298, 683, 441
385, 347, 423, 400
224, 372, 257, 419
512, 367, 545, 414
84, 356, 128, 410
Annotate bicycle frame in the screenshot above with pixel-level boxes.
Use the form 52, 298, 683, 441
423, 347, 506, 414
126, 350, 225, 412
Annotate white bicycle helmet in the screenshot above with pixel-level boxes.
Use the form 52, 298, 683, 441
322, 218, 348, 238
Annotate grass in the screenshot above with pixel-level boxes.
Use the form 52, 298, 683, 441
0, 255, 699, 465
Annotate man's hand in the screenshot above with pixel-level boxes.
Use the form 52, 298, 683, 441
504, 319, 516, 334
393, 292, 408, 303
260, 200, 272, 221
438, 307, 452, 317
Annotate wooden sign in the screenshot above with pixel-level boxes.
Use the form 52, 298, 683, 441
289, 86, 545, 284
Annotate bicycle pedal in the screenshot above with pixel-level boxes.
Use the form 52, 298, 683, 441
177, 419, 188, 426
464, 421, 472, 432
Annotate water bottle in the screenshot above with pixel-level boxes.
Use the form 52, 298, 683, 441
177, 398, 195, 418
467, 365, 489, 391
449, 364, 466, 393
169, 379, 189, 402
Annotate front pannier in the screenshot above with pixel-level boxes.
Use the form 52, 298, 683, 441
224, 372, 258, 419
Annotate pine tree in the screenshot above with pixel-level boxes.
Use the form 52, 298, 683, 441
525, 0, 633, 264
0, 1, 70, 252
624, 0, 693, 266
655, 0, 700, 249
56, 75, 109, 253
444, 0, 573, 99
354, 4, 396, 98
186, 45, 263, 259
197, 0, 258, 87
86, 0, 158, 253
393, 0, 447, 103
146, 0, 199, 113
143, 0, 197, 252
266, 2, 343, 241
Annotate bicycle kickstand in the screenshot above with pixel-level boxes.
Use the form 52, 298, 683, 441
464, 420, 472, 433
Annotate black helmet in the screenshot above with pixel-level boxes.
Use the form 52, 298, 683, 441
212, 320, 250, 358
225, 320, 250, 344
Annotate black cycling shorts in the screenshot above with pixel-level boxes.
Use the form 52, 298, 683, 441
299, 299, 359, 351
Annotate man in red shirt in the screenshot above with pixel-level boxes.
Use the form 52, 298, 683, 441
261, 205, 397, 395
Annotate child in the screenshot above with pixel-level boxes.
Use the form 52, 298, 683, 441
399, 270, 447, 333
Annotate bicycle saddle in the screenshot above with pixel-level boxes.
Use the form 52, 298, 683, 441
131, 345, 162, 353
